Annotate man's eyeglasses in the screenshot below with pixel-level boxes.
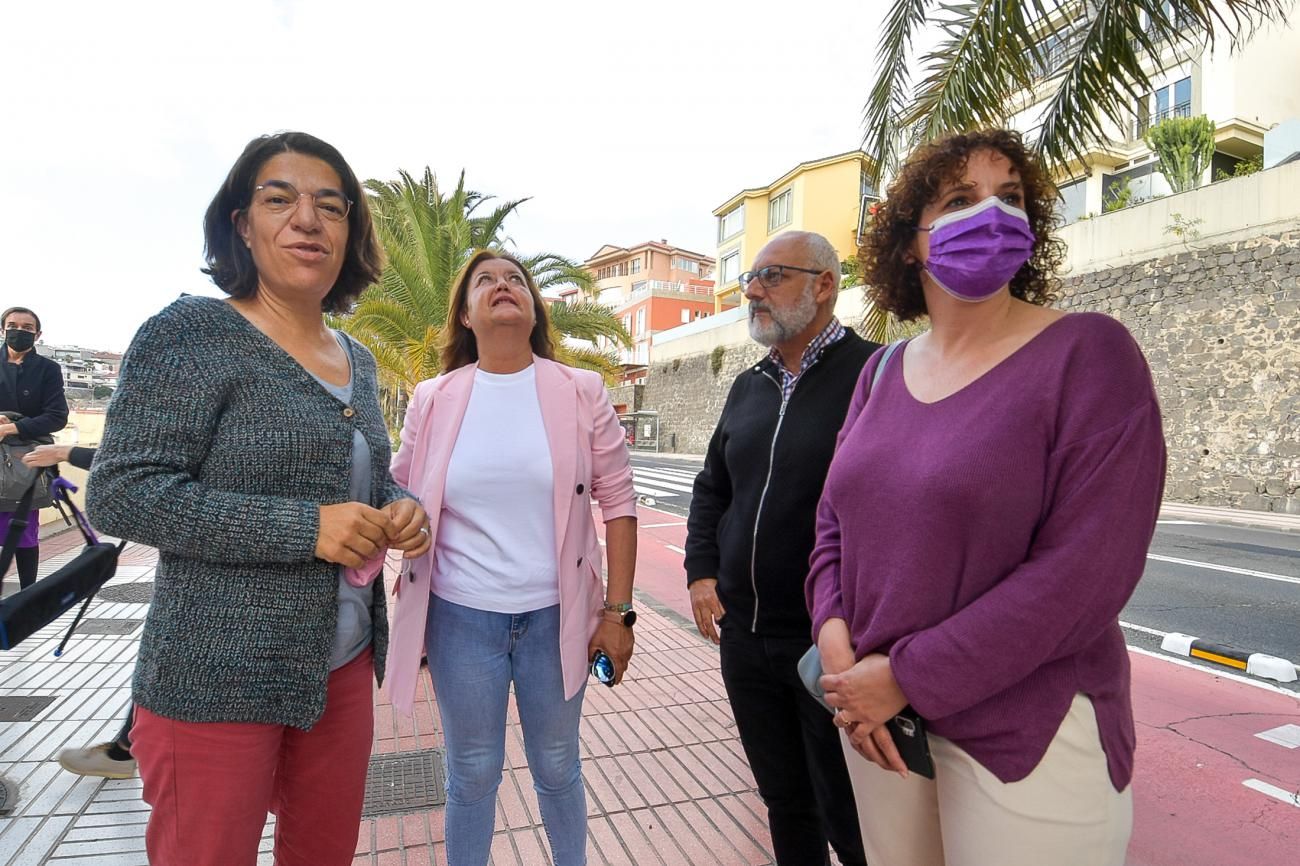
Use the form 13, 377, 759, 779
251, 181, 352, 222
738, 265, 825, 290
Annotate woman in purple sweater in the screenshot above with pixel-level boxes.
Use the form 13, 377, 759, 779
806, 129, 1166, 866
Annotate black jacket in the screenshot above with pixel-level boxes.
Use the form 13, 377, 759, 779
685, 330, 880, 638
1, 350, 69, 440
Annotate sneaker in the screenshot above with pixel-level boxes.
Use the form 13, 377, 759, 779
57, 743, 137, 779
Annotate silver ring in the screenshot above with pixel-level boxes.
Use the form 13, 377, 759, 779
418, 527, 429, 536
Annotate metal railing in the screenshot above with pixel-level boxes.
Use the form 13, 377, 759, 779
1135, 101, 1191, 138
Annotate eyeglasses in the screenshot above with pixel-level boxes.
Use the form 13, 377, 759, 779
251, 181, 352, 222
738, 265, 825, 290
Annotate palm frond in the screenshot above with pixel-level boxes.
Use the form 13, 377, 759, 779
861, 0, 931, 187
549, 300, 633, 348
863, 0, 1294, 180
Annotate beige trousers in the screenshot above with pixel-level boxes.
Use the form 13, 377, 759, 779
840, 694, 1132, 866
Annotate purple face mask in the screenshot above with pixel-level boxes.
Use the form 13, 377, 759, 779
919, 196, 1036, 302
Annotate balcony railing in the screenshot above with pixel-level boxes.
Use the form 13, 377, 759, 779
1134, 101, 1191, 139
628, 280, 713, 300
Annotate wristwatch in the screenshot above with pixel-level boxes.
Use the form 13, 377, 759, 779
603, 602, 637, 628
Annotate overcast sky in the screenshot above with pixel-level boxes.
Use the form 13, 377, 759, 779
2, 0, 885, 351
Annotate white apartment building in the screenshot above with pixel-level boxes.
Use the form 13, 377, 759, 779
1011, 12, 1300, 222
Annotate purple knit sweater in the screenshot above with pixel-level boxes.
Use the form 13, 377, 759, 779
806, 313, 1166, 789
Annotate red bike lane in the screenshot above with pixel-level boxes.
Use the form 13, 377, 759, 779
613, 504, 1300, 866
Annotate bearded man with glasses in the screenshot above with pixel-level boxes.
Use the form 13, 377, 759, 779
684, 231, 877, 865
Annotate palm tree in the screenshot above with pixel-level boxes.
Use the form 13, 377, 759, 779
332, 169, 631, 415
861, 0, 1292, 183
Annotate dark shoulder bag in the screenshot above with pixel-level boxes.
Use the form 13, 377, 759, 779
0, 472, 123, 652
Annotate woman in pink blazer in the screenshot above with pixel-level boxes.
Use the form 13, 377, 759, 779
387, 250, 637, 866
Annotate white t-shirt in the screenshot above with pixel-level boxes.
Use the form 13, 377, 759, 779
431, 364, 559, 613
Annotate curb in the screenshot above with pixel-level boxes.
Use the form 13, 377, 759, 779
1160, 502, 1300, 534
1160, 632, 1299, 683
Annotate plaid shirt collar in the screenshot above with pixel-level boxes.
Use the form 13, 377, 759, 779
767, 317, 847, 401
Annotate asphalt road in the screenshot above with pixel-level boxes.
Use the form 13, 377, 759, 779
629, 452, 1300, 691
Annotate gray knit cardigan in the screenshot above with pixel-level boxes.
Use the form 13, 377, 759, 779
87, 296, 408, 729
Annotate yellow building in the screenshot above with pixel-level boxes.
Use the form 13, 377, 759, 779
711, 150, 875, 311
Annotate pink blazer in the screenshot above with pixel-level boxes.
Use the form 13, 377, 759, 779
385, 356, 637, 716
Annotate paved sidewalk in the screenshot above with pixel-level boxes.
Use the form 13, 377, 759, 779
1, 528, 816, 866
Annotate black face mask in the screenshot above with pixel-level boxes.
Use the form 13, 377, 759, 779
5, 330, 36, 353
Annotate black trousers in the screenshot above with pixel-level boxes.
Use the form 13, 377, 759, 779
720, 624, 867, 866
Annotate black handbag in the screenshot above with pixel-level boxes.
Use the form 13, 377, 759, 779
0, 471, 123, 652
1, 447, 54, 513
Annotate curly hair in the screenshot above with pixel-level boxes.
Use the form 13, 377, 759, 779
860, 129, 1064, 321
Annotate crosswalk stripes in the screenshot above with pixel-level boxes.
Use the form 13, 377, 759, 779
629, 463, 700, 500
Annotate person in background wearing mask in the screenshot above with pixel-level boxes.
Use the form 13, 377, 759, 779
808, 129, 1166, 866
0, 306, 69, 589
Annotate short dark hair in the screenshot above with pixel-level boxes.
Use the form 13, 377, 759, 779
2, 306, 41, 331
202, 131, 383, 314
441, 250, 556, 372
860, 128, 1063, 321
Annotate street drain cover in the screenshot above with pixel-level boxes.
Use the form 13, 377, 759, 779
361, 748, 446, 817
0, 776, 17, 815
0, 695, 58, 722
74, 619, 143, 636
97, 582, 154, 604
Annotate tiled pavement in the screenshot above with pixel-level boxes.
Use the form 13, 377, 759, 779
1, 530, 818, 865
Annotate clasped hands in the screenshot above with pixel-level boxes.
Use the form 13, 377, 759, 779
315, 499, 430, 569
818, 620, 912, 778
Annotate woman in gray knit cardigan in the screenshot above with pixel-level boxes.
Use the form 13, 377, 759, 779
87, 132, 430, 866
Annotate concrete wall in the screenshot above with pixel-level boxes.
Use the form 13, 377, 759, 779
1057, 160, 1300, 273
1056, 229, 1300, 513
37, 408, 104, 528
635, 177, 1300, 513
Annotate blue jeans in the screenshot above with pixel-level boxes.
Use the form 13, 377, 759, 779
425, 594, 588, 866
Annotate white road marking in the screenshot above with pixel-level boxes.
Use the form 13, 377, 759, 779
1127, 647, 1300, 698
1242, 779, 1300, 808
1120, 621, 1170, 638
665, 544, 687, 555
1157, 520, 1205, 525
633, 466, 700, 479
633, 483, 678, 498
630, 472, 697, 492
1255, 724, 1300, 749
1146, 553, 1300, 586
643, 522, 687, 528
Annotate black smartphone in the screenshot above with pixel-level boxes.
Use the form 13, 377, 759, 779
886, 707, 935, 779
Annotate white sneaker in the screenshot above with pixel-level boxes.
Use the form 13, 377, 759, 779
57, 743, 137, 779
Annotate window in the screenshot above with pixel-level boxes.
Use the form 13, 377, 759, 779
1057, 178, 1087, 225
1135, 76, 1191, 137
860, 170, 876, 200
768, 189, 792, 232
630, 258, 642, 274
623, 315, 631, 334
720, 251, 740, 285
672, 257, 700, 275
718, 206, 744, 242
636, 308, 646, 336
681, 309, 691, 324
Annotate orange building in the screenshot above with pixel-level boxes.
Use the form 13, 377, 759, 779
573, 240, 727, 383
